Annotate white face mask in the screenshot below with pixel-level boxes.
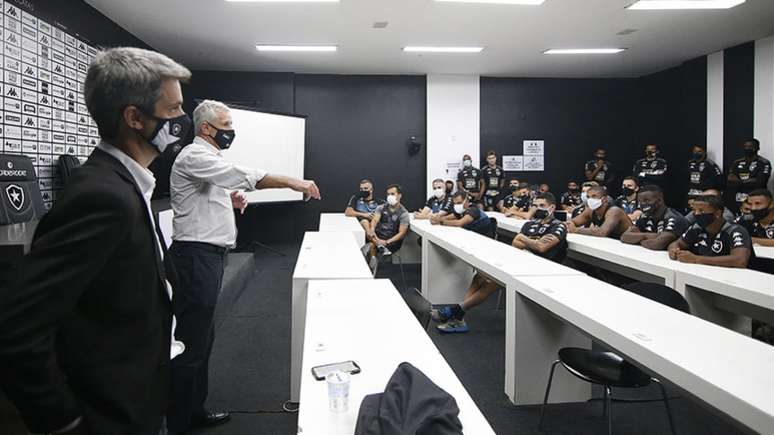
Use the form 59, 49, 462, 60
433, 188, 445, 199
581, 192, 588, 204
387, 195, 399, 206
463, 160, 472, 168
587, 197, 603, 210
453, 203, 465, 214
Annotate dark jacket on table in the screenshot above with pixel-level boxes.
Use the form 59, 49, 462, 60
0, 148, 175, 435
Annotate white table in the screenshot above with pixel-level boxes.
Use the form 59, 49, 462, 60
290, 231, 373, 401
297, 279, 495, 435
318, 213, 366, 245
485, 211, 527, 234
514, 274, 774, 434
409, 218, 591, 405
755, 245, 774, 260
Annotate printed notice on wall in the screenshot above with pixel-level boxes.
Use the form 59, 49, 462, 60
502, 155, 523, 171
523, 140, 544, 155
445, 161, 462, 180
523, 155, 544, 171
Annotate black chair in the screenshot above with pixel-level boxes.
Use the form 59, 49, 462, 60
0, 154, 47, 225
400, 287, 432, 330
487, 217, 498, 240
749, 256, 774, 275
539, 282, 687, 435
57, 154, 81, 188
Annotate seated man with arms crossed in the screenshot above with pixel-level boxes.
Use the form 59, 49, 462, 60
668, 195, 753, 268
415, 178, 454, 219
430, 191, 491, 235
736, 189, 774, 247
615, 176, 642, 223
365, 184, 410, 268
566, 185, 631, 238
432, 193, 567, 333
560, 180, 583, 212
345, 179, 385, 232
685, 188, 736, 224
501, 182, 535, 219
620, 184, 689, 250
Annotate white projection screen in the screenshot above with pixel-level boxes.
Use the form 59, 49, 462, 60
220, 108, 306, 203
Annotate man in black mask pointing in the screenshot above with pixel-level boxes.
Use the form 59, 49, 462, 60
168, 100, 321, 434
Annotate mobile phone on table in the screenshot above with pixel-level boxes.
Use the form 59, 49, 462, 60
312, 360, 361, 381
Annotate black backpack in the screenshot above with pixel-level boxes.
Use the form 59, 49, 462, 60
0, 154, 47, 225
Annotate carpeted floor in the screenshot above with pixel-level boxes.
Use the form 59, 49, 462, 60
195, 242, 751, 435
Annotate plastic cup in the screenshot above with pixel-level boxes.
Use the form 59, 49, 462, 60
326, 371, 350, 413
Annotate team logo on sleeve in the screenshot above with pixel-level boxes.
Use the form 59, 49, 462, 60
766, 227, 774, 239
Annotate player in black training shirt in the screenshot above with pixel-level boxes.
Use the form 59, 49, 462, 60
481, 151, 504, 211
585, 148, 614, 189
456, 154, 484, 206
736, 189, 774, 247
512, 192, 568, 262
415, 178, 454, 220
668, 195, 752, 268
345, 179, 386, 231
621, 185, 689, 250
614, 176, 642, 224
633, 144, 669, 188
501, 182, 534, 219
727, 139, 772, 208
687, 144, 723, 195
560, 180, 582, 212
431, 191, 491, 236
498, 179, 521, 210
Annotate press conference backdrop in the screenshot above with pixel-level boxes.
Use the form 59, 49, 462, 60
222, 108, 306, 203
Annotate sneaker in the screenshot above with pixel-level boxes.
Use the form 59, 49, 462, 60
436, 319, 469, 333
361, 242, 372, 259
431, 306, 455, 323
369, 255, 379, 274
377, 245, 392, 259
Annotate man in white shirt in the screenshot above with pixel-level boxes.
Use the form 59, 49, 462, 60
167, 100, 320, 434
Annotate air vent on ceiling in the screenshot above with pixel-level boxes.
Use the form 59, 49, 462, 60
617, 28, 639, 35
373, 21, 389, 29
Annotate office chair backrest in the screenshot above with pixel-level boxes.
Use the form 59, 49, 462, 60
0, 154, 47, 225
58, 154, 81, 188
748, 257, 774, 275
401, 287, 432, 330
622, 282, 690, 314
487, 218, 498, 240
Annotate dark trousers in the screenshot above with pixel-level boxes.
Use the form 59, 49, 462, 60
167, 242, 226, 433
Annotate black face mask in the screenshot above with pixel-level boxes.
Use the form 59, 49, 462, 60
141, 111, 192, 154
446, 187, 453, 194
595, 155, 605, 161
533, 209, 550, 220
743, 148, 756, 158
752, 208, 771, 221
740, 212, 755, 222
208, 124, 236, 149
621, 187, 635, 197
695, 212, 716, 229
358, 190, 371, 199
568, 186, 578, 192
692, 152, 704, 161
646, 150, 658, 158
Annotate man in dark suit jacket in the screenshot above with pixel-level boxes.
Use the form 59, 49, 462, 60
0, 47, 193, 435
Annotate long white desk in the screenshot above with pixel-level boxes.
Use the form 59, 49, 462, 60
409, 218, 591, 406
485, 211, 527, 234
318, 213, 366, 245
514, 274, 774, 434
290, 231, 373, 402
756, 245, 774, 260
297, 279, 494, 434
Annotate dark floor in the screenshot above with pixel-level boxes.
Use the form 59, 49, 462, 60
1, 242, 754, 434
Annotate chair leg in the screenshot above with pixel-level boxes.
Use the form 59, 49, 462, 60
538, 360, 561, 431
397, 254, 408, 292
495, 288, 504, 310
654, 378, 677, 435
602, 385, 608, 417
605, 386, 613, 435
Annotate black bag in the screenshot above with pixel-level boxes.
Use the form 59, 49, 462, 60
355, 362, 463, 435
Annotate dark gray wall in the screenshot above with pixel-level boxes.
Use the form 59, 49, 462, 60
184, 73, 427, 246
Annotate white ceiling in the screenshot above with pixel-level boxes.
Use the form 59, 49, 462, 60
84, 0, 774, 77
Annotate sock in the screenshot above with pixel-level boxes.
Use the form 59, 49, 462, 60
451, 304, 466, 320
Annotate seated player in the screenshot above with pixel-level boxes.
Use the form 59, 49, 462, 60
501, 182, 534, 219
497, 180, 521, 212
685, 188, 736, 224
615, 176, 642, 223
433, 193, 567, 334
430, 191, 491, 236
736, 189, 774, 247
415, 178, 454, 220
668, 195, 752, 268
345, 179, 385, 231
572, 181, 600, 219
445, 179, 455, 196
560, 180, 583, 212
539, 183, 550, 193
566, 185, 631, 238
620, 185, 689, 250
365, 184, 410, 268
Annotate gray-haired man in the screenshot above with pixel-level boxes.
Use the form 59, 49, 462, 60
0, 47, 191, 435
168, 99, 320, 434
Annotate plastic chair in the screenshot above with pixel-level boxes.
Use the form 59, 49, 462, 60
538, 282, 687, 435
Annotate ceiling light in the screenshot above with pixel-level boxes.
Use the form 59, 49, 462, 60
256, 45, 337, 52
627, 0, 745, 10
228, 0, 338, 2
543, 48, 626, 54
403, 46, 484, 53
434, 0, 545, 4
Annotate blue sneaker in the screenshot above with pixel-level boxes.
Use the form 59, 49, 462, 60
431, 306, 455, 323
436, 319, 469, 333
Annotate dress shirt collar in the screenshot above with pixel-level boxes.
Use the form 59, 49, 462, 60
192, 135, 221, 156
97, 141, 156, 198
